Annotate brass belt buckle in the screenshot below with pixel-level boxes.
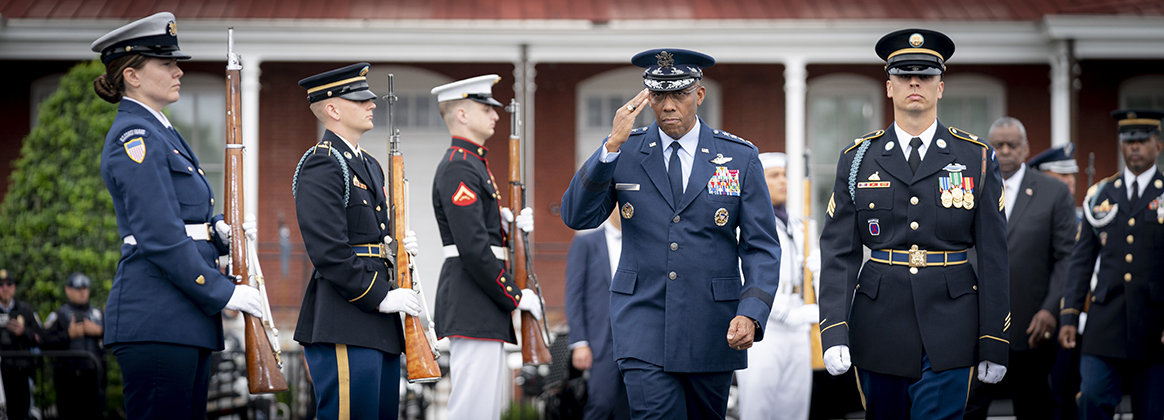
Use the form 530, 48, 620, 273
379, 245, 388, 259
908, 245, 927, 268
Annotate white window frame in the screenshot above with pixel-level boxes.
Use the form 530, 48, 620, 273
805, 73, 884, 226
937, 73, 1007, 137
30, 74, 64, 128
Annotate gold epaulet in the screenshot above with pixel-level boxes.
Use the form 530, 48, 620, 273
310, 141, 333, 155
843, 130, 885, 154
948, 127, 987, 148
1085, 173, 1121, 199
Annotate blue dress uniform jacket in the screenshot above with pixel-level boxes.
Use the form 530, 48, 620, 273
293, 131, 404, 355
561, 120, 782, 373
1061, 170, 1164, 362
101, 100, 234, 351
432, 137, 523, 343
818, 123, 1011, 378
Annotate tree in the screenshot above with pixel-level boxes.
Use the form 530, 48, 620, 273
0, 59, 119, 322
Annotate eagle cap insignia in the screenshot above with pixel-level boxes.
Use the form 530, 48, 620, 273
909, 33, 924, 47
710, 154, 733, 165
167, 21, 177, 37
656, 51, 674, 69
360, 66, 369, 76
1129, 111, 1137, 119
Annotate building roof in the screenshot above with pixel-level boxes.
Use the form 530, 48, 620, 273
3, 0, 1162, 21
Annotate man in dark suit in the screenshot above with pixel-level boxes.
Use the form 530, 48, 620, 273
818, 29, 1010, 420
561, 48, 781, 420
293, 63, 422, 419
566, 211, 630, 420
1059, 109, 1164, 420
964, 117, 1076, 420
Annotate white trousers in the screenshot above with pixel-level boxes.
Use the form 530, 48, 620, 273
735, 324, 812, 420
448, 337, 507, 420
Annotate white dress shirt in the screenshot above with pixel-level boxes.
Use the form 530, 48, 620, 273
1003, 164, 1027, 220
600, 119, 703, 195
1124, 164, 1158, 202
893, 120, 939, 161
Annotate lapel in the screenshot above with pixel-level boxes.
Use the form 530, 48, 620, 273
912, 123, 955, 183
1007, 168, 1036, 236
874, 128, 914, 184
1128, 169, 1164, 216
121, 100, 197, 165
326, 131, 375, 199
676, 121, 718, 213
638, 123, 676, 209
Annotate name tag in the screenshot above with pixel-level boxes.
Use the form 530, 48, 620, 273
615, 183, 640, 191
857, 182, 891, 188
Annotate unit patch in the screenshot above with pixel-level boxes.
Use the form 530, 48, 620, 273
708, 166, 741, 196
868, 218, 881, 236
124, 138, 146, 163
451, 182, 477, 206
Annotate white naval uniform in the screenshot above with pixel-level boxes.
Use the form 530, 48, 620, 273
736, 216, 818, 420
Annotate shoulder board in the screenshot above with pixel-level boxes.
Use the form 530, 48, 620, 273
628, 126, 650, 135
844, 130, 885, 154
948, 127, 988, 148
117, 127, 150, 144
310, 141, 333, 156
1085, 173, 1121, 200
712, 129, 755, 148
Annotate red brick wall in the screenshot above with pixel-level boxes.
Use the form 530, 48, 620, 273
0, 60, 85, 197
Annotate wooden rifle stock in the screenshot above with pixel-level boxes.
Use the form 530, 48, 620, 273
386, 75, 441, 383
506, 99, 552, 365
224, 29, 287, 394
802, 150, 825, 370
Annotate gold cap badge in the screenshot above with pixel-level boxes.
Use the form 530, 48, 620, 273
909, 33, 924, 47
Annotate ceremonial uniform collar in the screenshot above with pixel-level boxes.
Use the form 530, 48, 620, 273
334, 132, 360, 158
1123, 164, 1159, 200
122, 96, 174, 129
893, 120, 938, 158
450, 137, 488, 159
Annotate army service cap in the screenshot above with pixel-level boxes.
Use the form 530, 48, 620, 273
875, 29, 955, 76
431, 75, 504, 107
1027, 143, 1079, 174
631, 48, 715, 92
298, 63, 377, 103
1110, 109, 1163, 142
91, 12, 191, 64
66, 272, 91, 289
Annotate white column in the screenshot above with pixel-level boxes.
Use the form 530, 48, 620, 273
1049, 41, 1071, 147
783, 58, 808, 220
242, 56, 263, 226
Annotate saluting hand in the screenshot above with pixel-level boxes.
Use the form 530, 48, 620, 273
726, 315, 755, 351
606, 89, 650, 153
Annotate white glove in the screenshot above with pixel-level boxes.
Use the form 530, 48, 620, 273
516, 288, 542, 320
224, 285, 263, 318
500, 207, 514, 234
215, 214, 258, 242
977, 360, 1007, 384
378, 288, 421, 316
786, 304, 820, 326
824, 345, 851, 376
515, 207, 534, 233
403, 230, 419, 257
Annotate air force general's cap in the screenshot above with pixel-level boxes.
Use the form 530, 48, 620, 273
631, 49, 715, 92
875, 29, 955, 76
66, 272, 91, 289
91, 12, 191, 64
1027, 144, 1079, 174
298, 63, 377, 103
1110, 109, 1163, 142
430, 75, 504, 107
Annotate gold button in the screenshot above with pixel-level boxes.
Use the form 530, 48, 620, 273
364, 200, 368, 205
507, 286, 512, 292
500, 277, 506, 283
1091, 296, 1096, 302
856, 284, 861, 290
1128, 218, 1135, 227
198, 169, 205, 175
868, 203, 875, 209
669, 272, 677, 280
973, 285, 978, 291
380, 223, 386, 230
670, 242, 678, 251
187, 166, 193, 172
1127, 235, 1134, 244
1126, 254, 1133, 263
909, 267, 918, 275
195, 275, 205, 285
673, 215, 681, 223
210, 199, 215, 206
910, 222, 919, 230
376, 206, 381, 211
1125, 273, 1132, 282
910, 196, 919, 205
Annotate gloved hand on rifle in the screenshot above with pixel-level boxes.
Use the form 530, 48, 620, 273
500, 207, 534, 233
516, 288, 542, 320
215, 214, 258, 247
379, 288, 421, 316
383, 230, 421, 257
225, 285, 263, 318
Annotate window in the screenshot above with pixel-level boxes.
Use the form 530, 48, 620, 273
937, 74, 1006, 138
806, 74, 884, 227
575, 67, 721, 169
167, 73, 226, 214
30, 74, 64, 128
1119, 75, 1164, 168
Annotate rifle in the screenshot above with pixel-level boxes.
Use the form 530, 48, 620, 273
802, 150, 825, 371
385, 74, 442, 383
506, 99, 552, 365
224, 28, 288, 394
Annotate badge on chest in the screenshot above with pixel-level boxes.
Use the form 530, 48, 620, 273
939, 164, 975, 210
708, 166, 740, 197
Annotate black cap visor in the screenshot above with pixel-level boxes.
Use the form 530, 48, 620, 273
465, 93, 503, 107
886, 53, 944, 76
339, 89, 378, 102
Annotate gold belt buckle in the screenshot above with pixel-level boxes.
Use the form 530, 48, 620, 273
908, 245, 927, 268
378, 245, 388, 259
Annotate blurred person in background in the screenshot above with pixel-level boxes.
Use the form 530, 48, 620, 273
44, 272, 106, 420
0, 269, 44, 420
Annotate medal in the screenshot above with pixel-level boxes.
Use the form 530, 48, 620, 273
952, 187, 964, 208
964, 192, 975, 209
941, 190, 953, 208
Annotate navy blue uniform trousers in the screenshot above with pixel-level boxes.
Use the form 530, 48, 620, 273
618, 358, 732, 420
114, 342, 212, 420
856, 354, 972, 420
304, 343, 400, 419
1078, 355, 1164, 419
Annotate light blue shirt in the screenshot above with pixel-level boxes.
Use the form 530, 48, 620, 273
600, 119, 702, 193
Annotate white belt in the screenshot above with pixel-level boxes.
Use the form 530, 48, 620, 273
123, 223, 211, 245
443, 245, 508, 261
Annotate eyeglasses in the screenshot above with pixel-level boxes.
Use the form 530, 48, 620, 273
649, 86, 700, 105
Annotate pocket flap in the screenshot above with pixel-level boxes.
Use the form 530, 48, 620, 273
857, 189, 894, 211
856, 268, 881, 300
167, 153, 195, 174
945, 269, 978, 299
611, 270, 637, 295
711, 277, 741, 301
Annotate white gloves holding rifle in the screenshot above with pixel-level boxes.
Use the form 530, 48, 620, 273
379, 288, 421, 316
225, 285, 263, 318
383, 231, 420, 258
215, 214, 258, 244
501, 207, 534, 233
517, 289, 542, 320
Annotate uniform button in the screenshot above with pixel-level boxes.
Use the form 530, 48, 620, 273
868, 203, 875, 209
670, 242, 678, 251
669, 272, 677, 280
198, 168, 205, 175
1126, 254, 1133, 263
380, 223, 386, 230
376, 206, 381, 211
187, 166, 193, 172
673, 215, 681, 223
500, 277, 506, 283
195, 275, 205, 285
506, 286, 512, 292
973, 285, 978, 291
1127, 235, 1134, 244
909, 267, 918, 275
910, 196, 919, 205
210, 199, 215, 206
910, 221, 919, 230
1128, 218, 1135, 227
856, 284, 861, 290
1125, 273, 1132, 282
1091, 296, 1096, 302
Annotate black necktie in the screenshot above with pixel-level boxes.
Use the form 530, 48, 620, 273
669, 142, 683, 203
1131, 179, 1140, 207
908, 137, 923, 174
